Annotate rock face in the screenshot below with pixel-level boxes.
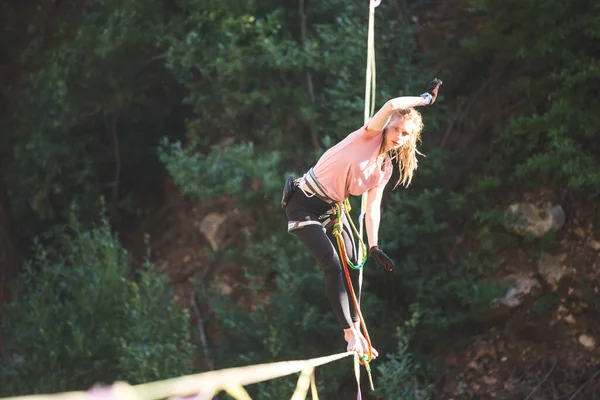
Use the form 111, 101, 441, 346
586, 238, 600, 251
578, 334, 596, 350
199, 212, 229, 251
504, 203, 565, 237
475, 275, 542, 325
495, 276, 542, 308
537, 253, 568, 291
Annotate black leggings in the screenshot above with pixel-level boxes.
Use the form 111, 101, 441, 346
285, 189, 361, 329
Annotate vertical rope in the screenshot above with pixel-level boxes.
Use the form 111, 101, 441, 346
358, 0, 379, 264
356, 3, 379, 396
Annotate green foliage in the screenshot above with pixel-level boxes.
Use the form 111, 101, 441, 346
158, 139, 281, 208
162, 0, 435, 171
375, 184, 502, 339
375, 314, 438, 400
437, 0, 600, 351
0, 206, 194, 396
8, 0, 184, 238
163, 0, 369, 150
462, 0, 600, 193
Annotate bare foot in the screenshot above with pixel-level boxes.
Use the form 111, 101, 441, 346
344, 331, 378, 360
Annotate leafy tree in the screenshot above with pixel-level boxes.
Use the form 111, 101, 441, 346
7, 0, 186, 241
430, 0, 600, 306
0, 205, 194, 396
456, 0, 600, 193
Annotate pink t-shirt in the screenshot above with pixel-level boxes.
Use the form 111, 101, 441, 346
311, 124, 393, 202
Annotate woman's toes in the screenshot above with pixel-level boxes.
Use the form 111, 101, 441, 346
371, 347, 379, 359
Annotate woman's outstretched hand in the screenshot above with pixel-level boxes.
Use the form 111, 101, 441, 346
369, 246, 394, 272
421, 77, 443, 105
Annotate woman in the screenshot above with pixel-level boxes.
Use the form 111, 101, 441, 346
283, 78, 443, 359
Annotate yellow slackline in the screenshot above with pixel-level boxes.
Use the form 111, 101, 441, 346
290, 366, 316, 400
223, 385, 252, 400
1, 352, 354, 400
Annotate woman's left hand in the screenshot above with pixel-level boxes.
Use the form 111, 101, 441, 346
369, 246, 394, 272
421, 78, 443, 105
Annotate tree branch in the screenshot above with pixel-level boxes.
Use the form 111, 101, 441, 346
567, 368, 600, 400
191, 291, 216, 371
524, 356, 557, 400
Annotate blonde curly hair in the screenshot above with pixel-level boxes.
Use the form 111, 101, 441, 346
379, 108, 425, 189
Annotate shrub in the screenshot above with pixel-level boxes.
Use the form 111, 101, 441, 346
0, 206, 195, 396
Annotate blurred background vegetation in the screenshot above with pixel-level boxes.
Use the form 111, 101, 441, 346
1, 0, 599, 398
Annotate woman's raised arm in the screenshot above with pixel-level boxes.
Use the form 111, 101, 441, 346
365, 78, 443, 132
366, 97, 427, 131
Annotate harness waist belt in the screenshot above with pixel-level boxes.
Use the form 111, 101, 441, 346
299, 168, 336, 204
